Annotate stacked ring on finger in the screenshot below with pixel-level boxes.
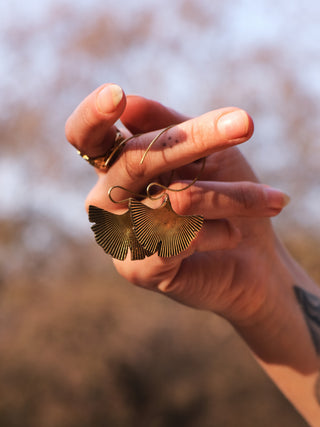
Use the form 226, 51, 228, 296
77, 128, 127, 170
77, 125, 175, 171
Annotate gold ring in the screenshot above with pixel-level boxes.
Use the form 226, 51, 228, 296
77, 129, 126, 170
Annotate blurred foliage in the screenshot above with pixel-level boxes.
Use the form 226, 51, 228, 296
0, 231, 311, 427
0, 0, 319, 425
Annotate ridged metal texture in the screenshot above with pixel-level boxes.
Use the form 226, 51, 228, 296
89, 197, 203, 261
129, 197, 203, 257
88, 205, 151, 261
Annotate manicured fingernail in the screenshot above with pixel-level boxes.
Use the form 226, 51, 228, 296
264, 187, 291, 209
96, 84, 123, 114
217, 110, 250, 141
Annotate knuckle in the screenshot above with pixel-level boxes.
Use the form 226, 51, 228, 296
186, 117, 214, 157
121, 141, 147, 181
188, 120, 206, 154
168, 184, 200, 215
234, 183, 258, 210
222, 219, 241, 249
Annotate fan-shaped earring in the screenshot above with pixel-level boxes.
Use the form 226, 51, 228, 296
88, 205, 153, 261
129, 195, 203, 257
88, 125, 205, 261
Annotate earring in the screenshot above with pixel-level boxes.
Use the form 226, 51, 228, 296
88, 125, 205, 261
88, 205, 153, 261
129, 195, 203, 258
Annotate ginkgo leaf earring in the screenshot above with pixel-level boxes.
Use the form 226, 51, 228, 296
88, 205, 153, 261
129, 195, 203, 257
86, 124, 206, 261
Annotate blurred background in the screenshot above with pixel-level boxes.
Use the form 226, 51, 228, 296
0, 0, 319, 425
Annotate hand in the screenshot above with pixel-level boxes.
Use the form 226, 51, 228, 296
65, 84, 289, 327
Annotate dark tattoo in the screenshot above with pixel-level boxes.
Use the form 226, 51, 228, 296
293, 286, 320, 406
315, 372, 320, 405
293, 285, 320, 355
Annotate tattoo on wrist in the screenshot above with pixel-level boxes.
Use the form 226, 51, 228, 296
293, 286, 320, 406
315, 372, 320, 405
293, 285, 320, 355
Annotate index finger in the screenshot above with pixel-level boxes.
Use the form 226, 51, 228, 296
107, 108, 254, 191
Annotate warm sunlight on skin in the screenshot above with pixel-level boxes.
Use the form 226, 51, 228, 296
66, 84, 320, 426
2, 2, 320, 426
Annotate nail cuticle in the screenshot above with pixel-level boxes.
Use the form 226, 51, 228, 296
96, 84, 123, 114
217, 110, 251, 141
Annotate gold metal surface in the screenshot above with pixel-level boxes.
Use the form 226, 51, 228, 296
129, 195, 203, 257
78, 130, 138, 170
88, 205, 152, 261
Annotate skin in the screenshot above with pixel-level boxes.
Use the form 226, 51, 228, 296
66, 84, 320, 425
66, 84, 285, 319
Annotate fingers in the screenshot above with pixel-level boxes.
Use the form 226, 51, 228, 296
121, 95, 189, 133
85, 175, 289, 218
166, 181, 290, 218
190, 219, 241, 252
65, 83, 127, 157
66, 83, 253, 183
113, 218, 240, 290
102, 107, 253, 199
126, 108, 253, 175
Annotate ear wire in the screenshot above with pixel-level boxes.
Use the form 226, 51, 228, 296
146, 157, 206, 200
104, 133, 141, 168
139, 124, 176, 165
108, 185, 145, 205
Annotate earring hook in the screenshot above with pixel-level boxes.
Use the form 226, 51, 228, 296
140, 124, 176, 165
146, 157, 206, 200
108, 185, 146, 205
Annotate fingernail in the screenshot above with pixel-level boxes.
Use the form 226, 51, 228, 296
217, 110, 250, 141
283, 194, 291, 207
264, 186, 291, 209
96, 84, 123, 114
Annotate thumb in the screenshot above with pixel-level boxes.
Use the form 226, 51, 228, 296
65, 83, 126, 158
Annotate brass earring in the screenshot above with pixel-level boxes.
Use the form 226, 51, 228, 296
129, 194, 203, 258
129, 155, 206, 258
88, 205, 153, 261
88, 126, 205, 261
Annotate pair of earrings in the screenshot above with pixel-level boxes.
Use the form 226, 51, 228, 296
88, 126, 205, 261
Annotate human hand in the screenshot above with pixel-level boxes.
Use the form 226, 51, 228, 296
65, 84, 289, 327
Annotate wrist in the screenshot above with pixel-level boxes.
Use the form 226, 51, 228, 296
230, 236, 319, 371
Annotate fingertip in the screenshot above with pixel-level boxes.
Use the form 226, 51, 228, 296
96, 84, 126, 115
65, 83, 127, 156
263, 186, 291, 210
217, 109, 254, 142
